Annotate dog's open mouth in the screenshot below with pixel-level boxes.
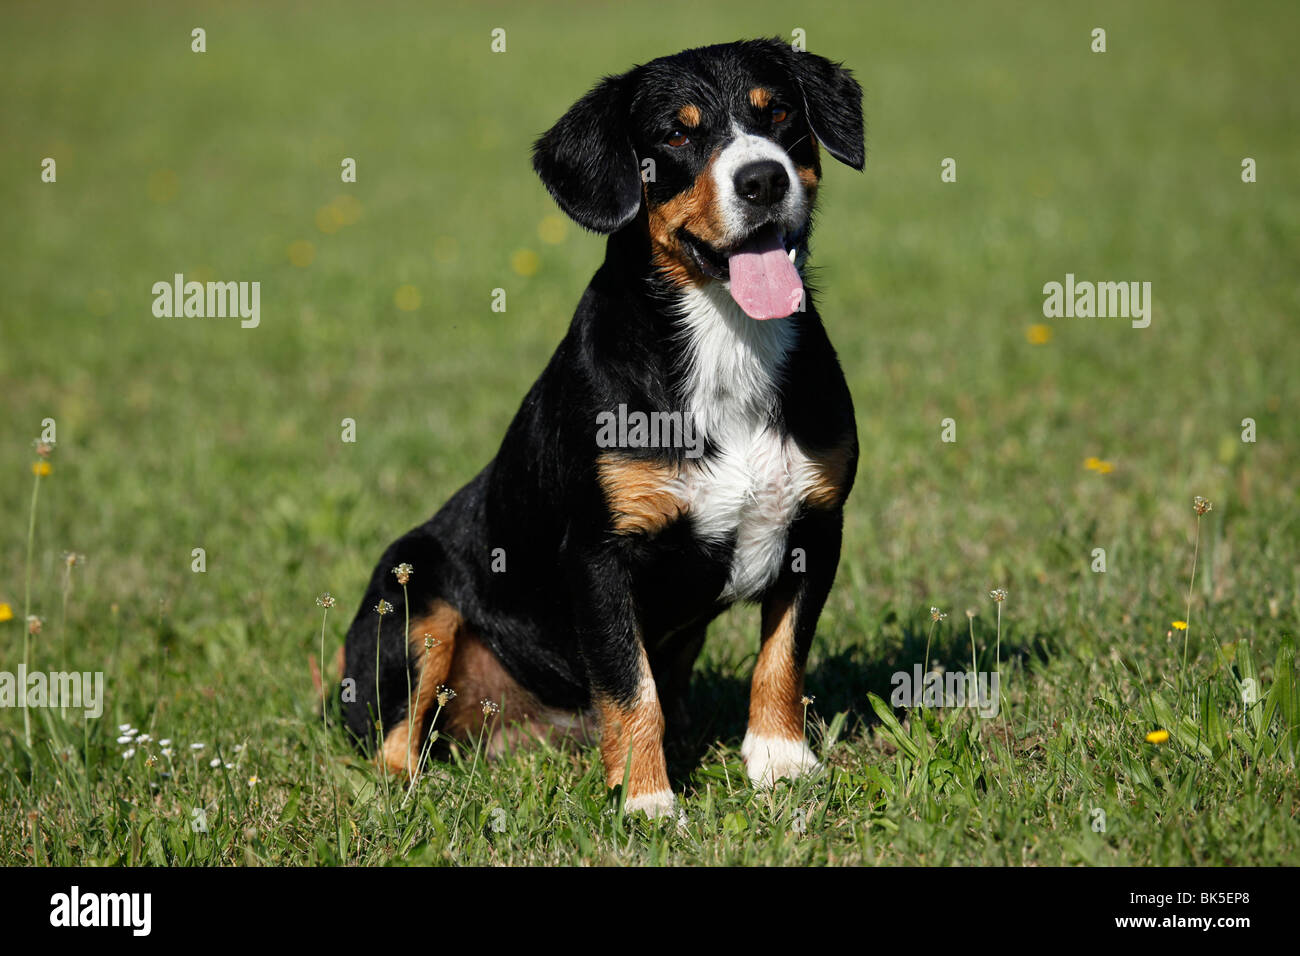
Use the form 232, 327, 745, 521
680, 223, 807, 320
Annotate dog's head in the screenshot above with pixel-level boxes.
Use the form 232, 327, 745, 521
533, 38, 864, 320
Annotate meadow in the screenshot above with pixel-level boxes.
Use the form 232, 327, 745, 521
2, 0, 1298, 866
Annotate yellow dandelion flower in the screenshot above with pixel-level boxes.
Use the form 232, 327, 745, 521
537, 215, 568, 245
331, 194, 362, 226
1025, 323, 1052, 345
511, 249, 540, 277
32, 461, 52, 477
287, 240, 316, 267
1145, 729, 1170, 745
394, 285, 421, 311
0, 603, 13, 623
315, 205, 344, 235
1172, 620, 1188, 630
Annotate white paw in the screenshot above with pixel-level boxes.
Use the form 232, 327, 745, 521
741, 732, 822, 789
624, 789, 679, 820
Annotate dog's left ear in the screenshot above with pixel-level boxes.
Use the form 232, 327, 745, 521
533, 74, 642, 233
787, 50, 865, 170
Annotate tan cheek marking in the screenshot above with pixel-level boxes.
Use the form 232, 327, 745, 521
597, 453, 685, 535
748, 87, 772, 109
804, 442, 855, 509
595, 648, 670, 798
646, 152, 726, 288
380, 601, 459, 776
678, 104, 701, 128
748, 598, 805, 741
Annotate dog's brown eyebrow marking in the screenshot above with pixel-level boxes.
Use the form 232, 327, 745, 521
677, 104, 702, 128
748, 87, 772, 109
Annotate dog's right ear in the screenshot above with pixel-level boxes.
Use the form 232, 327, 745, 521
532, 74, 642, 234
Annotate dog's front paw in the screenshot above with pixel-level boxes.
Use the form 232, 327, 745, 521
741, 732, 822, 789
623, 788, 679, 820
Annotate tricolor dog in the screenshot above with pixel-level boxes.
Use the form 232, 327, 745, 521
342, 38, 864, 817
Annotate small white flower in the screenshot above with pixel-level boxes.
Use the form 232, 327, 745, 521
116, 735, 133, 745
159, 738, 172, 747
161, 748, 174, 758
135, 733, 151, 743
209, 757, 221, 768
118, 723, 132, 732
232, 743, 245, 753
190, 742, 205, 751
224, 762, 234, 769
122, 748, 135, 759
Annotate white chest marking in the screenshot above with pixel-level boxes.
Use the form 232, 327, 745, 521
671, 284, 817, 602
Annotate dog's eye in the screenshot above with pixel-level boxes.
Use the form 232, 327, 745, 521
771, 107, 789, 124
665, 130, 690, 148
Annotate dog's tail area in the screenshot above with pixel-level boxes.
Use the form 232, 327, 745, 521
342, 597, 461, 778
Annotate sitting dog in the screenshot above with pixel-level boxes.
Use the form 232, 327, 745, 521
342, 38, 863, 817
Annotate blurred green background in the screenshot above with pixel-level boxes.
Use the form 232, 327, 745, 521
1, 1, 1298, 864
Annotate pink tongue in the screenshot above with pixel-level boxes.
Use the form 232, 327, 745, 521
727, 228, 803, 320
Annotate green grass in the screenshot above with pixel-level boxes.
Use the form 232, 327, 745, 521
2, 0, 1298, 866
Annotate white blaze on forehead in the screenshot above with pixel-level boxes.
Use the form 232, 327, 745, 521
710, 123, 807, 243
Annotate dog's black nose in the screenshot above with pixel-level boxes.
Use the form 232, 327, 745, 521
733, 160, 789, 207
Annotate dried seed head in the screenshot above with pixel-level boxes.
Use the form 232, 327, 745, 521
1193, 496, 1212, 516
393, 563, 414, 586
930, 606, 947, 622
316, 592, 336, 608
375, 599, 394, 616
989, 588, 1007, 603
436, 685, 456, 707
481, 698, 500, 717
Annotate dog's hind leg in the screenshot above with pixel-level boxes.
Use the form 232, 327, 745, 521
378, 600, 460, 778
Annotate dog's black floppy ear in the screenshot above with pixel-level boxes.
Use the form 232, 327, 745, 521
533, 74, 642, 233
788, 50, 865, 170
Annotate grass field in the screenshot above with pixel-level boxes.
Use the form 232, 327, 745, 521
2, 0, 1298, 866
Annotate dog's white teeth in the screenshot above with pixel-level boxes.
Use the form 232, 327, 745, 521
788, 248, 797, 263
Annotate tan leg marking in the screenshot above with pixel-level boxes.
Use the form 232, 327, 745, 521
380, 601, 459, 776
743, 595, 821, 787
748, 597, 805, 742
595, 645, 672, 810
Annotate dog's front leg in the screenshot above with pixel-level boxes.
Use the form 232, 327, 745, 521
743, 508, 843, 788
571, 553, 675, 818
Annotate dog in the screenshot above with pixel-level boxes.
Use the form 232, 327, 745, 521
341, 38, 863, 817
